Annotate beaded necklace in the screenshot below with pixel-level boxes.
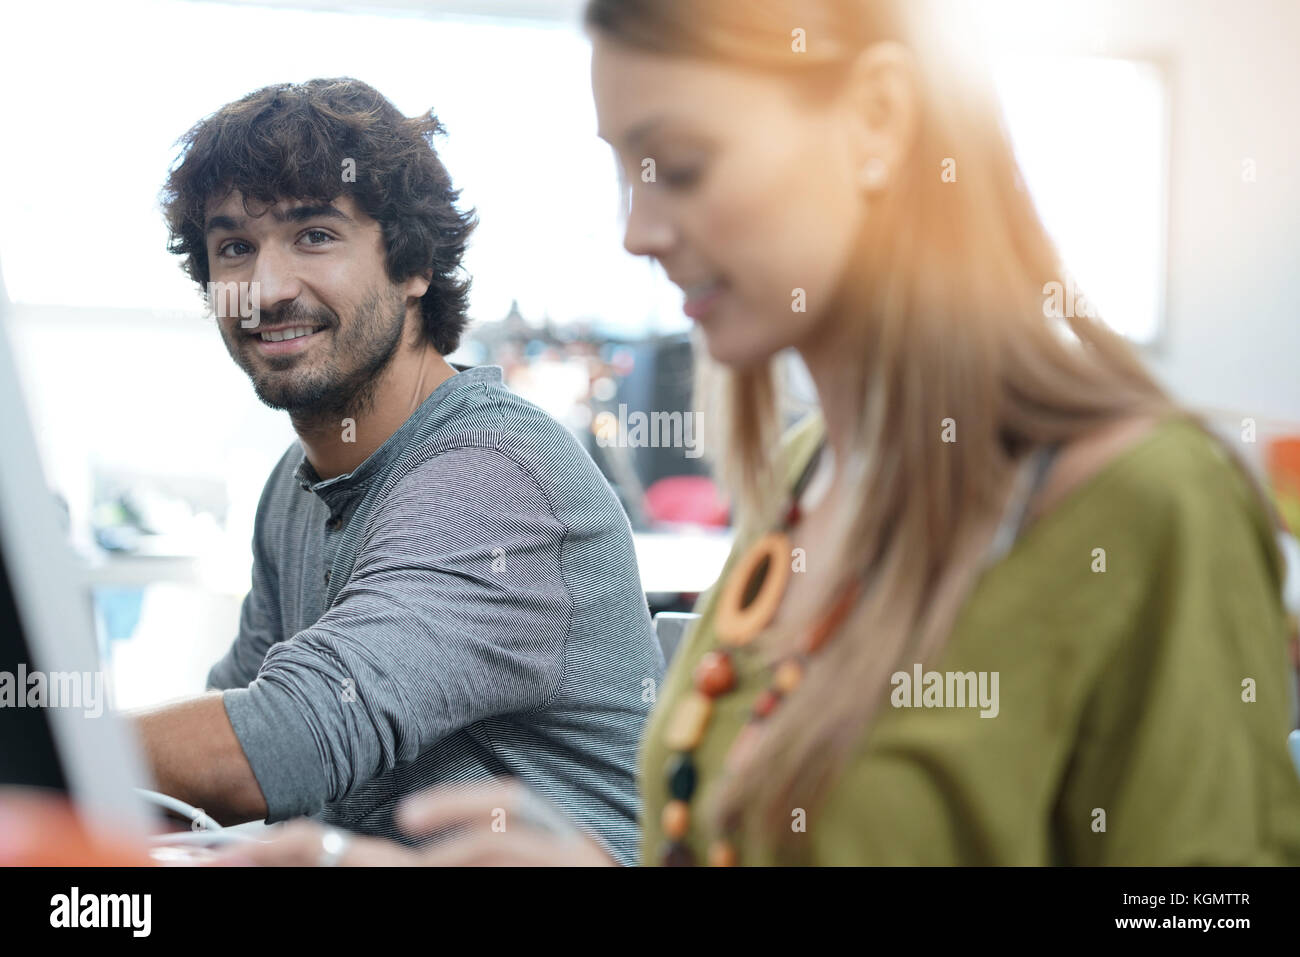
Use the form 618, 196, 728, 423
658, 437, 1059, 866
659, 439, 860, 866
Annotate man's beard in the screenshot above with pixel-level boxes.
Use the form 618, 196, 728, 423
229, 286, 407, 423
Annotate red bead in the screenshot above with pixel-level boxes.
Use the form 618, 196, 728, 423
784, 501, 801, 527
693, 651, 735, 697
662, 842, 696, 866
752, 688, 781, 719
708, 841, 738, 867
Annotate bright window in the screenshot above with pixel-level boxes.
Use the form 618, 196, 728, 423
994, 56, 1170, 344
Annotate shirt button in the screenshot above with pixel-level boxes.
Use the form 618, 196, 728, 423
326, 516, 342, 531
324, 570, 331, 584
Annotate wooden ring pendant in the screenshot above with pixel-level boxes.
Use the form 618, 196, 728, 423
714, 530, 791, 647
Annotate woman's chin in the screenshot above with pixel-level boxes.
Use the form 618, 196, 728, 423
699, 324, 782, 373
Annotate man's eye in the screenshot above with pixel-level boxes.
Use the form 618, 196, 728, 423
217, 240, 251, 258
301, 229, 334, 245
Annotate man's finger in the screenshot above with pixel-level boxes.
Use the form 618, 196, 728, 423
208, 822, 415, 867
396, 778, 523, 836
415, 830, 572, 867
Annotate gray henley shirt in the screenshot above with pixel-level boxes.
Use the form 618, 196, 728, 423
207, 364, 662, 864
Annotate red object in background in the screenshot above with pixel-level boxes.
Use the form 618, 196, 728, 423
643, 475, 730, 528
0, 789, 153, 866
1269, 437, 1300, 490
1267, 436, 1300, 535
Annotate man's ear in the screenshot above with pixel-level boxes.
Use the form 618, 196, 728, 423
404, 269, 433, 300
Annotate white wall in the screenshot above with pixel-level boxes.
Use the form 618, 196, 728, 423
985, 0, 1300, 429
1140, 0, 1300, 428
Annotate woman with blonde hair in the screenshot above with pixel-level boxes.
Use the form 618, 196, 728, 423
231, 0, 1300, 866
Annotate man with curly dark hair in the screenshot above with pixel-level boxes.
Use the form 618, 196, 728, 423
135, 78, 660, 864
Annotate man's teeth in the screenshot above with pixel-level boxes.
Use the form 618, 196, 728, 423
259, 327, 318, 343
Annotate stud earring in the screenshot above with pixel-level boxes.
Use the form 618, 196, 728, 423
859, 157, 889, 192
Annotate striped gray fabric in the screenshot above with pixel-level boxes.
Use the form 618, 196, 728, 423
208, 365, 662, 865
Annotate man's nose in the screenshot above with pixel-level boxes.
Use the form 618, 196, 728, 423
248, 242, 305, 314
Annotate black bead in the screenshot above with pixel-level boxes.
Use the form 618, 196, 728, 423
662, 841, 696, 867
666, 753, 697, 801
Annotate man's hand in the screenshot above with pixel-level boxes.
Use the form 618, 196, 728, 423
133, 692, 268, 825
210, 821, 421, 866
212, 779, 617, 866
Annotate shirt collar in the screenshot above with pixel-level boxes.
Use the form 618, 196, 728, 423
292, 364, 503, 505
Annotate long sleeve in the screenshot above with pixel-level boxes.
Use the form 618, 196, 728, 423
220, 447, 573, 823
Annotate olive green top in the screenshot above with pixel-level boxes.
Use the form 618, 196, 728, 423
639, 415, 1300, 864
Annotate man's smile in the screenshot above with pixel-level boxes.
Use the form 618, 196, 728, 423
245, 323, 329, 357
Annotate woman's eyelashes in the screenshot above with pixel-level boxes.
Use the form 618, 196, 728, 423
662, 165, 704, 190
629, 158, 704, 191
628, 141, 711, 192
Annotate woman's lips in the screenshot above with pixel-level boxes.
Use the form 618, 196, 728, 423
683, 282, 726, 320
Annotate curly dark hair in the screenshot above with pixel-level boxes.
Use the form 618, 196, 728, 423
161, 77, 477, 355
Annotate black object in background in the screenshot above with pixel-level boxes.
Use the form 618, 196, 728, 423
0, 544, 67, 792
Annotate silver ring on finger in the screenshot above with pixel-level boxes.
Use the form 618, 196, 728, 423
317, 826, 352, 867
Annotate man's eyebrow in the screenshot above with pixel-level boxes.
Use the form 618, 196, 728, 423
275, 203, 355, 226
204, 214, 242, 235
203, 203, 355, 235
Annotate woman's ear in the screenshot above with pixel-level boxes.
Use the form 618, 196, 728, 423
842, 41, 919, 194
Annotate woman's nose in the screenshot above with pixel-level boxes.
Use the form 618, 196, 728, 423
622, 183, 676, 258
